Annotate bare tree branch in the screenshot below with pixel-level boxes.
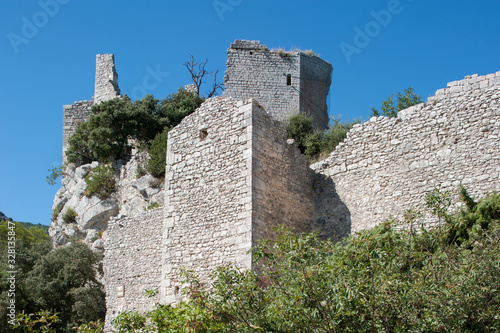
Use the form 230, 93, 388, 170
206, 69, 224, 99
184, 54, 223, 98
184, 54, 211, 96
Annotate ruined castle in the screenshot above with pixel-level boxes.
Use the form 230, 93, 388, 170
58, 40, 500, 331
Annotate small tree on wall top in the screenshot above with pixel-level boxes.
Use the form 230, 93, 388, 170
371, 86, 423, 118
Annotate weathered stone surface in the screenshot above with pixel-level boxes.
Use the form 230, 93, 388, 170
103, 209, 163, 329
93, 54, 120, 105
311, 71, 500, 234
224, 40, 332, 130
117, 152, 165, 217
49, 153, 164, 248
104, 97, 313, 330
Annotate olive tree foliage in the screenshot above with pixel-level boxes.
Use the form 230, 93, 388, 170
371, 86, 423, 118
286, 113, 361, 160
65, 89, 203, 168
66, 95, 161, 165
0, 223, 105, 332
113, 187, 500, 332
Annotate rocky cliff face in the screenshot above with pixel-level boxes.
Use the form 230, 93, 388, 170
49, 152, 164, 248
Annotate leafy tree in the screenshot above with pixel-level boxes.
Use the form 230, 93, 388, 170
323, 115, 361, 152
158, 88, 204, 129
0, 223, 52, 332
146, 128, 170, 178
371, 86, 423, 117
46, 165, 64, 185
66, 95, 162, 165
66, 89, 203, 167
0, 221, 50, 254
0, 223, 104, 332
23, 242, 105, 332
286, 114, 360, 160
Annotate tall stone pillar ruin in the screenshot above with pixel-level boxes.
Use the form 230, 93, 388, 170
94, 54, 121, 104
62, 54, 120, 160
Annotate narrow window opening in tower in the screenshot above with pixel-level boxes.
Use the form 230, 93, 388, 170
200, 129, 208, 140
286, 74, 292, 86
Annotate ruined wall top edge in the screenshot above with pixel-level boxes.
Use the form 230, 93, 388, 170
229, 39, 332, 66
311, 70, 500, 169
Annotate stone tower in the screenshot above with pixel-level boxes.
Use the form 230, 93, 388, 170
63, 54, 121, 160
94, 54, 120, 104
224, 40, 333, 130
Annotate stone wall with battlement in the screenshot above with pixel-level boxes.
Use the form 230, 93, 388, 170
311, 72, 500, 237
224, 40, 332, 130
103, 208, 163, 331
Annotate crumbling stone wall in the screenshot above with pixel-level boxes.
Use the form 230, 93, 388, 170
62, 100, 93, 159
103, 208, 163, 331
300, 55, 332, 129
311, 72, 500, 236
224, 40, 332, 130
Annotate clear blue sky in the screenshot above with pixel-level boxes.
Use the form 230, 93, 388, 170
1, 0, 499, 225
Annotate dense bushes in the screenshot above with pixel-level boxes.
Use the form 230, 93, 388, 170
371, 86, 423, 117
286, 114, 361, 160
0, 222, 105, 332
66, 89, 203, 168
112, 187, 500, 332
146, 128, 170, 178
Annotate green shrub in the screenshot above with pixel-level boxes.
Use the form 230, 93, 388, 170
136, 164, 146, 179
51, 206, 62, 222
112, 187, 500, 332
286, 114, 360, 160
147, 128, 170, 178
62, 207, 78, 223
66, 90, 203, 166
75, 319, 104, 333
13, 310, 60, 332
159, 88, 204, 129
371, 86, 423, 117
144, 202, 161, 211
286, 113, 314, 153
322, 116, 361, 153
84, 165, 116, 200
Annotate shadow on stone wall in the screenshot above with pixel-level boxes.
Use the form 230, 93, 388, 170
312, 173, 351, 242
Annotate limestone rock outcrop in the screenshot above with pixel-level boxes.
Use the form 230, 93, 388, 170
49, 152, 164, 248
